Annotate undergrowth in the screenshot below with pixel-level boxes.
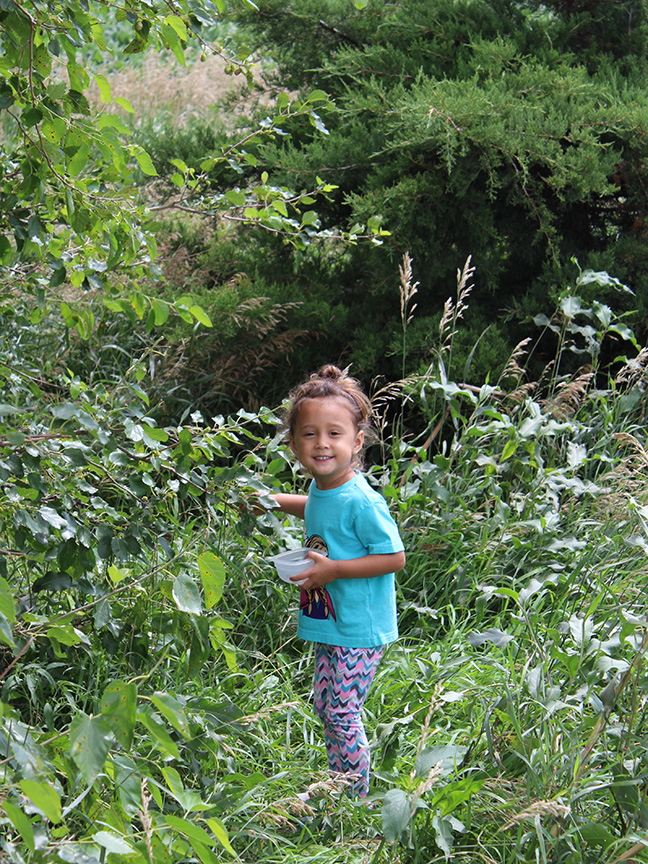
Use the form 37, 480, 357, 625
1, 258, 648, 863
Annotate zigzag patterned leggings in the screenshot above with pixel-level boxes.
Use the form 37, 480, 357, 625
313, 642, 385, 798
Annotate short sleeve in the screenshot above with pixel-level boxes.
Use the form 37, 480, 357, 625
353, 497, 404, 556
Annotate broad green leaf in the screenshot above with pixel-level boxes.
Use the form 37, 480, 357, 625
69, 713, 114, 783
47, 625, 88, 647
137, 711, 179, 759
20, 780, 61, 824
164, 815, 214, 846
108, 565, 129, 585
115, 96, 134, 113
198, 552, 225, 609
163, 14, 188, 41
93, 831, 137, 856
173, 573, 203, 614
3, 801, 35, 852
189, 305, 212, 327
300, 210, 319, 226
415, 745, 468, 778
133, 147, 158, 177
206, 817, 236, 855
0, 611, 15, 648
193, 842, 221, 864
0, 576, 16, 624
150, 692, 190, 738
142, 423, 169, 442
93, 73, 112, 103
501, 439, 517, 461
382, 788, 411, 843
101, 681, 137, 748
151, 298, 170, 325
225, 190, 246, 206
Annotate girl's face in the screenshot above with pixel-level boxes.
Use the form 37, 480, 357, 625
289, 396, 364, 490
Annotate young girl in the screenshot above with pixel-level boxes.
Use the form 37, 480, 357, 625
267, 365, 406, 798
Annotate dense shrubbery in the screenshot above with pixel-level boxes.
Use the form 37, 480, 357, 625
2, 262, 648, 863
149, 0, 647, 398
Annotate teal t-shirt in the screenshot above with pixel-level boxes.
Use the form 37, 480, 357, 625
297, 472, 404, 648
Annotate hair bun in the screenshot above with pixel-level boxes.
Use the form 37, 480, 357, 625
315, 364, 345, 382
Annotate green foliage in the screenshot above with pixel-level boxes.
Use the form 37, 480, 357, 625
3, 246, 648, 861
0, 0, 386, 355
213, 0, 648, 386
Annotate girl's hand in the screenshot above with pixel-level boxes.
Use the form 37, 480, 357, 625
291, 551, 337, 589
290, 550, 406, 589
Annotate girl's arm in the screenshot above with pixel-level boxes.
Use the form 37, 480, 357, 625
295, 550, 406, 590
272, 493, 308, 519
246, 492, 307, 518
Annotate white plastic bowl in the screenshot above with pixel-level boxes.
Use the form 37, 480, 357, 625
270, 547, 326, 584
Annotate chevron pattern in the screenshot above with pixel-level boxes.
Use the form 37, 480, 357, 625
313, 643, 385, 797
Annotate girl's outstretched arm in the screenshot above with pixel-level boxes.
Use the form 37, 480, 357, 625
271, 493, 308, 519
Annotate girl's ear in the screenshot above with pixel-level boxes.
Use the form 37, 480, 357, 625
353, 428, 364, 454
289, 435, 298, 457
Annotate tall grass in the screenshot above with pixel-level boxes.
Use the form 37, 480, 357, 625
2, 260, 648, 864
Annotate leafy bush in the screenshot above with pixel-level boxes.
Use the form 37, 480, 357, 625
2, 262, 648, 864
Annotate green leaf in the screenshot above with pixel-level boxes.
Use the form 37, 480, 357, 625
198, 552, 225, 609
93, 831, 137, 856
0, 576, 16, 624
173, 573, 203, 614
93, 73, 112, 103
163, 13, 188, 41
142, 423, 169, 442
115, 96, 134, 113
501, 439, 517, 461
225, 190, 246, 206
189, 305, 212, 327
0, 612, 15, 648
3, 801, 35, 852
20, 780, 61, 824
47, 624, 87, 647
414, 745, 468, 778
133, 147, 158, 177
150, 691, 190, 737
137, 711, 179, 759
101, 681, 137, 749
151, 298, 170, 325
69, 713, 114, 783
165, 815, 215, 846
205, 817, 236, 855
382, 788, 411, 843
